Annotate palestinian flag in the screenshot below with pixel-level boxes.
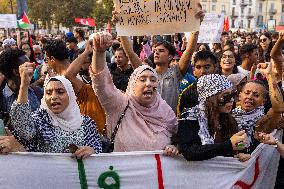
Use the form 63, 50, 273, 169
18, 11, 31, 29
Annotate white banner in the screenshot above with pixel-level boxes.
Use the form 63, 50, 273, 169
0, 14, 17, 28
113, 0, 200, 36
0, 140, 280, 189
197, 13, 224, 43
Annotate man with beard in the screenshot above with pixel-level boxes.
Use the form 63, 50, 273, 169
110, 47, 133, 92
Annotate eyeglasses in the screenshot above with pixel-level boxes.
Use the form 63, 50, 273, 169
260, 38, 267, 43
221, 55, 234, 59
35, 53, 41, 56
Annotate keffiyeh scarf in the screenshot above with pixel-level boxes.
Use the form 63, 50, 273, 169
180, 103, 214, 144
232, 106, 265, 146
180, 74, 233, 145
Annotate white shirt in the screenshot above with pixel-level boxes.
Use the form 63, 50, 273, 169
237, 66, 250, 78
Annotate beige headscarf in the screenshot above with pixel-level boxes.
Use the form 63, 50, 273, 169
125, 65, 177, 136
41, 76, 83, 132
227, 73, 247, 86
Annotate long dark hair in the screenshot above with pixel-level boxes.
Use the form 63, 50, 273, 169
205, 94, 239, 143
20, 42, 36, 62
258, 32, 273, 62
218, 50, 238, 75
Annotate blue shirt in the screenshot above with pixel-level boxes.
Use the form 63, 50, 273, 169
2, 84, 41, 113
179, 73, 196, 94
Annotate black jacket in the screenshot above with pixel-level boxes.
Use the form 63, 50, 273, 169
178, 119, 234, 161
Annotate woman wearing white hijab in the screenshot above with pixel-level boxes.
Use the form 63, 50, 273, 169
10, 62, 102, 159
91, 32, 177, 152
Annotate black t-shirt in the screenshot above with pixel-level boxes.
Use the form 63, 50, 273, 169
110, 66, 134, 92
178, 81, 199, 116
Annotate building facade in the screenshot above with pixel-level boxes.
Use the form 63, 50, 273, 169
255, 0, 283, 29
200, 0, 284, 30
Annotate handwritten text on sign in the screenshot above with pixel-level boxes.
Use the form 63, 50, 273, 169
114, 0, 200, 36
197, 13, 224, 43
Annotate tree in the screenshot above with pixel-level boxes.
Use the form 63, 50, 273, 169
27, 0, 95, 30
0, 0, 17, 14
93, 0, 114, 29
53, 0, 95, 29
27, 0, 56, 30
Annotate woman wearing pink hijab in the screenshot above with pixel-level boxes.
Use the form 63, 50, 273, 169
90, 32, 177, 152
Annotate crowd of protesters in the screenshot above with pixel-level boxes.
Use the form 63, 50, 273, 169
0, 4, 284, 188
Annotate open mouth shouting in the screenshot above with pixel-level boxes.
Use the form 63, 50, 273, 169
143, 90, 154, 98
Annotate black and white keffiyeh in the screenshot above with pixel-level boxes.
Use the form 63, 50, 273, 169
232, 106, 265, 146
180, 104, 215, 144
180, 74, 232, 145
197, 74, 233, 103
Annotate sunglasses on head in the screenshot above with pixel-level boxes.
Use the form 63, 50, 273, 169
260, 38, 267, 43
218, 90, 238, 106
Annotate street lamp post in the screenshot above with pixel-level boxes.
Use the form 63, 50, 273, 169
264, 0, 269, 30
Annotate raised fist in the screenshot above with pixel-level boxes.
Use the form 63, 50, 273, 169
92, 32, 113, 53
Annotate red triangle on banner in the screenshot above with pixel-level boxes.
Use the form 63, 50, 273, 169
22, 11, 31, 24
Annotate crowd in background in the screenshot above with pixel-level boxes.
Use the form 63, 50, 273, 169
0, 7, 283, 188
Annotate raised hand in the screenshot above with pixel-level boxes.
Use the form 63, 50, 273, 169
258, 62, 272, 78
93, 32, 113, 53
84, 40, 93, 55
278, 29, 284, 42
112, 10, 120, 24
19, 62, 35, 87
195, 3, 205, 23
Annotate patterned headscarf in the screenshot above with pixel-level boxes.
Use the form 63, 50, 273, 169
41, 76, 83, 132
181, 74, 233, 144
2, 38, 16, 48
227, 73, 247, 86
197, 74, 233, 103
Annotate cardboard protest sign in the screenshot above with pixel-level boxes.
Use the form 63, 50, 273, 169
113, 0, 200, 36
197, 13, 224, 43
0, 14, 17, 29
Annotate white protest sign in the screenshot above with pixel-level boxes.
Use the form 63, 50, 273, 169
113, 0, 200, 36
0, 14, 17, 29
197, 13, 224, 43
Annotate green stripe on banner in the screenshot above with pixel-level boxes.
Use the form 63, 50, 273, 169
77, 159, 88, 189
